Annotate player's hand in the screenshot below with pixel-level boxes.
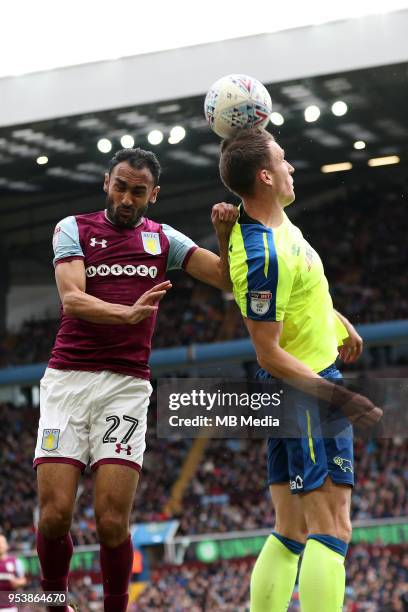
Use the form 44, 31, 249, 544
333, 386, 383, 427
211, 202, 238, 239
127, 281, 172, 324
338, 323, 363, 363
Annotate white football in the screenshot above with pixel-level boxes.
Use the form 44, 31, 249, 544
204, 74, 272, 139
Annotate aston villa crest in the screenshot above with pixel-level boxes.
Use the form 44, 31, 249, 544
41, 429, 60, 451
141, 232, 161, 255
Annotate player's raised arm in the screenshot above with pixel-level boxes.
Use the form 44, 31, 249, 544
56, 259, 171, 325
211, 202, 237, 291
183, 203, 237, 290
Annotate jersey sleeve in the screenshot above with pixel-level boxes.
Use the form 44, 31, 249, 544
230, 225, 294, 321
52, 216, 84, 267
162, 223, 198, 271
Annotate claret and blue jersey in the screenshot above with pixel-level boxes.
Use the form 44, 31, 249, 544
50, 210, 197, 380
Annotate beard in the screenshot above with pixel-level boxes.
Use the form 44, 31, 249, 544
106, 196, 149, 228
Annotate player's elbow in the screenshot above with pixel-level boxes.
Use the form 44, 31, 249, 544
62, 290, 82, 316
256, 344, 281, 375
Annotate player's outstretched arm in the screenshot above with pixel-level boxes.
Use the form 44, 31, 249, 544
335, 309, 363, 363
56, 259, 171, 324
183, 203, 237, 290
246, 317, 382, 427
185, 248, 230, 291
211, 202, 237, 292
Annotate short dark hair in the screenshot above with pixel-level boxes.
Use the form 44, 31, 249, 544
108, 148, 161, 186
219, 128, 275, 197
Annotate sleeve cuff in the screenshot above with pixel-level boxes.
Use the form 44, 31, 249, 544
54, 255, 85, 267
181, 245, 199, 270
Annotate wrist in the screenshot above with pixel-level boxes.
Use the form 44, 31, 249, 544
118, 305, 133, 324
217, 233, 230, 245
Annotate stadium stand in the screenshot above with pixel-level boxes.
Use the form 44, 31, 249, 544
1, 179, 407, 370
1, 401, 407, 550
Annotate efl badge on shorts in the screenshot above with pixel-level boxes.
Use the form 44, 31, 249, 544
249, 291, 272, 316
41, 429, 60, 451
141, 232, 161, 255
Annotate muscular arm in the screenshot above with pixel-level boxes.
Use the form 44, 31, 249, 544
56, 259, 170, 324
183, 203, 237, 291
246, 318, 321, 381
211, 203, 234, 292
184, 247, 231, 291
245, 317, 381, 424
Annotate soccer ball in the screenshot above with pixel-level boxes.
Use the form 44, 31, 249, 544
204, 74, 272, 139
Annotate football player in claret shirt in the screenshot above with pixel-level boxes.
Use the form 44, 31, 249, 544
0, 534, 26, 612
211, 128, 382, 612
33, 148, 237, 612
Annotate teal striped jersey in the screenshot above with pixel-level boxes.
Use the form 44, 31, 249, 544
229, 207, 348, 373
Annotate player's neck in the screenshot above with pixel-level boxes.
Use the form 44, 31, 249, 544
243, 196, 284, 228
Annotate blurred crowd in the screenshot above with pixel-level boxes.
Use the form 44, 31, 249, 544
299, 181, 408, 325
1, 180, 407, 368
135, 559, 251, 611
1, 402, 407, 551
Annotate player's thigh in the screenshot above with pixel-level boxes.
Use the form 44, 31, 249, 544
299, 476, 352, 541
89, 373, 151, 472
34, 368, 93, 470
37, 463, 81, 517
93, 463, 139, 520
270, 483, 307, 543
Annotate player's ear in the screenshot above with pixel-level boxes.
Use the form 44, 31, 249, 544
103, 173, 109, 193
150, 185, 160, 204
259, 168, 273, 187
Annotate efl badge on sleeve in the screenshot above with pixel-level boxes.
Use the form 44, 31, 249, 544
41, 429, 60, 451
141, 232, 161, 255
249, 291, 272, 316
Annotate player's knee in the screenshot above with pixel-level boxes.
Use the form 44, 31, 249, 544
39, 503, 72, 538
308, 511, 352, 543
337, 515, 352, 543
96, 511, 128, 547
274, 501, 308, 544
275, 517, 308, 544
